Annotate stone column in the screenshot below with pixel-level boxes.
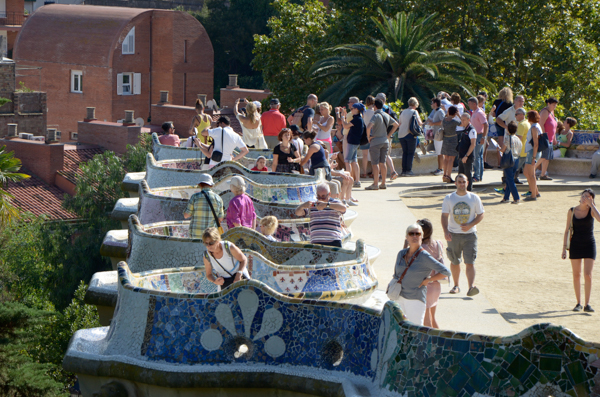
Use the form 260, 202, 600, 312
227, 74, 239, 88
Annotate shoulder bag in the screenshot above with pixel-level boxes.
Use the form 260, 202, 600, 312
386, 247, 423, 301
500, 135, 515, 169
409, 110, 424, 137
529, 125, 549, 153
211, 128, 224, 163
204, 241, 250, 282
566, 207, 575, 250
201, 190, 224, 234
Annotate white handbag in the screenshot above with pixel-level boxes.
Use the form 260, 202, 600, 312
386, 248, 423, 301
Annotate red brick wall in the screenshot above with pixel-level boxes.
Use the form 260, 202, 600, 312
150, 103, 198, 139
77, 121, 142, 154
220, 88, 271, 109
0, 138, 63, 184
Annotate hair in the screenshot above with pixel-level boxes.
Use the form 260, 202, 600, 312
161, 121, 173, 132
302, 130, 317, 141
448, 106, 458, 116
374, 99, 384, 109
307, 94, 318, 101
230, 176, 246, 194
507, 121, 518, 135
405, 223, 423, 237
565, 117, 577, 128
461, 113, 471, 121
278, 128, 291, 142
218, 116, 231, 125
202, 227, 221, 243
255, 156, 266, 168
582, 189, 596, 199
365, 95, 375, 107
545, 97, 559, 105
456, 173, 468, 182
478, 91, 487, 98
515, 108, 526, 116
319, 102, 332, 114
498, 87, 514, 103
450, 92, 461, 105
527, 110, 540, 123
316, 183, 330, 195
431, 98, 441, 107
556, 121, 565, 136
416, 219, 433, 242
468, 97, 478, 104
260, 216, 278, 236
246, 102, 259, 124
515, 95, 525, 102
349, 96, 359, 104
195, 99, 205, 112
476, 95, 485, 105
437, 91, 449, 99
407, 97, 419, 107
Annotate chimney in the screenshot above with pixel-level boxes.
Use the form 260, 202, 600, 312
227, 74, 239, 89
46, 128, 57, 143
124, 110, 135, 125
197, 94, 207, 106
6, 123, 17, 138
160, 91, 169, 103
85, 107, 96, 122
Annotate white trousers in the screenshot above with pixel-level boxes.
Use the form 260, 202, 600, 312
398, 296, 426, 325
434, 139, 443, 156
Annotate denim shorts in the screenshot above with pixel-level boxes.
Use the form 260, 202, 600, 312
360, 142, 371, 150
525, 149, 541, 165
345, 143, 360, 162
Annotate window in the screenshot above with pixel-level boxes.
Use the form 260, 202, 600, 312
71, 70, 82, 93
117, 73, 142, 95
122, 27, 135, 55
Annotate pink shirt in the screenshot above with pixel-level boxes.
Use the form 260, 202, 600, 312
225, 194, 256, 229
261, 109, 287, 136
158, 134, 181, 147
543, 111, 558, 142
470, 107, 487, 134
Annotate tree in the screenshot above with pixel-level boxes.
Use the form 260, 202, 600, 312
0, 146, 30, 228
310, 10, 494, 110
252, 0, 336, 110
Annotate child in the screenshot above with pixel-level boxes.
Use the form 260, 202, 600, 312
260, 216, 278, 241
251, 156, 269, 172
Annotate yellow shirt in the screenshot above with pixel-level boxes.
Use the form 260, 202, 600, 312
517, 120, 530, 157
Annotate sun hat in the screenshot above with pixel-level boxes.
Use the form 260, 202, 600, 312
197, 174, 214, 186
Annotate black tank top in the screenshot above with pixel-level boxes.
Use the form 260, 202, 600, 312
572, 207, 595, 242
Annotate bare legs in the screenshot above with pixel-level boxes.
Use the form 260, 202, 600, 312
451, 263, 476, 289
539, 158, 550, 177
424, 306, 438, 329
571, 258, 594, 306
443, 155, 455, 180
371, 162, 387, 187
524, 163, 539, 197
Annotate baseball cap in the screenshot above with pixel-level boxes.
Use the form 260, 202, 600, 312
197, 174, 215, 186
253, 100, 262, 108
352, 103, 366, 112
289, 125, 301, 135
270, 98, 280, 105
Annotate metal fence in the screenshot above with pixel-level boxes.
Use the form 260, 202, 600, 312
0, 12, 26, 26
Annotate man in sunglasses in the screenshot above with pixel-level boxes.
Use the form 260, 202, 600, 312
441, 174, 485, 297
295, 183, 347, 247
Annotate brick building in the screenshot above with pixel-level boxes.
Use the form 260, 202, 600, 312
13, 4, 214, 140
0, 0, 27, 56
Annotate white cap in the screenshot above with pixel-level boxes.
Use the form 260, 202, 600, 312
230, 175, 246, 191
253, 100, 262, 108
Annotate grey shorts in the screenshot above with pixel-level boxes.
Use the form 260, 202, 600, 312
369, 142, 389, 165
446, 232, 478, 265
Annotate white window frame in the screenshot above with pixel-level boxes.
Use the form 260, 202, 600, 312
71, 70, 82, 93
122, 27, 135, 55
117, 72, 142, 96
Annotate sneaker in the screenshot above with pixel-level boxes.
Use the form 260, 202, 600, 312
342, 200, 350, 207
472, 177, 480, 183
364, 184, 379, 191
414, 152, 421, 163
511, 200, 521, 205
494, 188, 505, 194
590, 174, 597, 179
484, 162, 493, 169
404, 171, 415, 176
400, 172, 407, 177
432, 168, 443, 176
540, 175, 553, 180
584, 304, 595, 313
347, 199, 358, 206
524, 196, 537, 201
467, 286, 480, 297
573, 303, 583, 312
353, 181, 361, 188
523, 191, 532, 197
515, 179, 524, 185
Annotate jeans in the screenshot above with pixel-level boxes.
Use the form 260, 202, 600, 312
473, 134, 485, 180
503, 159, 520, 201
458, 156, 474, 191
399, 134, 417, 173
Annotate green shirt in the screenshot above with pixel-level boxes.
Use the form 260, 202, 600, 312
184, 188, 224, 238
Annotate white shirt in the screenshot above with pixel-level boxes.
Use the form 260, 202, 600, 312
441, 98, 453, 112
525, 123, 543, 153
442, 192, 485, 234
208, 126, 246, 165
363, 108, 375, 125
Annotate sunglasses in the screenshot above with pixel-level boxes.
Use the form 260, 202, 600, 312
317, 195, 329, 200
204, 240, 218, 246
408, 232, 422, 237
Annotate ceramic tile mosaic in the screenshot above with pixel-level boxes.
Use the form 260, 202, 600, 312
144, 153, 325, 189
486, 129, 600, 148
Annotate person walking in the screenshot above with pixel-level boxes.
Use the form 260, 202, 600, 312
457, 113, 477, 191
389, 223, 450, 325
225, 176, 257, 230
261, 98, 287, 148
366, 98, 399, 190
397, 97, 422, 176
563, 189, 600, 312
523, 111, 542, 201
500, 121, 523, 204
427, 98, 445, 176
441, 174, 485, 296
441, 106, 461, 183
183, 174, 224, 238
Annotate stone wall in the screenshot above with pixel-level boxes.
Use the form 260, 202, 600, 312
77, 121, 142, 155
150, 103, 198, 139
220, 87, 271, 109
0, 138, 63, 184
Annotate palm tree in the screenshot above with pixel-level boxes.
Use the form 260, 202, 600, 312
0, 145, 30, 227
310, 9, 494, 109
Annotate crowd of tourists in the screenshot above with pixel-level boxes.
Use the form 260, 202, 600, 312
160, 89, 597, 328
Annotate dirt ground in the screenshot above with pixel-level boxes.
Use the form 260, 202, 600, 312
402, 188, 600, 342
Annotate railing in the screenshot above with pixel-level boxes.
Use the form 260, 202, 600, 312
0, 12, 27, 26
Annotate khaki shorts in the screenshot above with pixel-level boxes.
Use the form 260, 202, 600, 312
446, 232, 478, 265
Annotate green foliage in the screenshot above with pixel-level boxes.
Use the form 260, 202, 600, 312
252, 0, 335, 110
0, 145, 30, 227
15, 82, 33, 93
124, 132, 153, 173
0, 96, 11, 107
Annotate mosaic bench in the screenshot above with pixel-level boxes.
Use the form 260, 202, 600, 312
68, 278, 600, 397
152, 132, 274, 163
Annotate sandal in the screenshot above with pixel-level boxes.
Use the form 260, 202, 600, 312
379, 184, 387, 190
390, 172, 399, 180
365, 184, 379, 191
449, 286, 460, 294
360, 174, 368, 179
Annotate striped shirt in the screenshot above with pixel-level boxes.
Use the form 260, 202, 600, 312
303, 199, 344, 243
184, 188, 224, 238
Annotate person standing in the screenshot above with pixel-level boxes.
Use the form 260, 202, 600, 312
200, 116, 249, 167
537, 97, 559, 180
225, 176, 257, 230
315, 102, 335, 154
288, 94, 318, 133
490, 87, 514, 166
375, 93, 399, 180
515, 108, 531, 184
396, 97, 422, 176
366, 98, 399, 190
468, 97, 488, 183
441, 174, 485, 296
188, 99, 213, 147
339, 103, 365, 186
427, 98, 446, 176
235, 99, 267, 149
522, 111, 542, 201
563, 189, 600, 312
183, 174, 224, 238
261, 98, 287, 148
294, 183, 347, 247
457, 113, 477, 191
361, 95, 376, 179
500, 121, 523, 204
441, 107, 461, 183
158, 122, 180, 147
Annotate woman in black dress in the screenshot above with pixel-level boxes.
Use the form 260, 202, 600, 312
271, 128, 301, 173
562, 189, 600, 312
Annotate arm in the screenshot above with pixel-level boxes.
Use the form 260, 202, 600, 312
232, 146, 249, 162
229, 244, 248, 282
295, 201, 313, 217
441, 213, 451, 241
496, 111, 508, 129
201, 127, 210, 137
367, 123, 374, 142
532, 127, 539, 153
482, 121, 489, 138
300, 145, 318, 167
560, 132, 573, 148
306, 116, 314, 133
388, 120, 399, 137
183, 212, 191, 219
539, 109, 549, 130
204, 256, 224, 285
314, 200, 346, 213
271, 153, 279, 172
461, 213, 484, 232
462, 137, 476, 163
562, 208, 573, 259
189, 115, 200, 135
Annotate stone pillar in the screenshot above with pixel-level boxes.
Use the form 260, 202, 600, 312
124, 110, 135, 124
227, 74, 239, 89
6, 123, 17, 137
46, 128, 57, 143
160, 91, 169, 103
85, 107, 96, 122
197, 94, 207, 106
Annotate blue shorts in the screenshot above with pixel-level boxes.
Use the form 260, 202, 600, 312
360, 142, 371, 150
525, 149, 541, 165
345, 143, 360, 162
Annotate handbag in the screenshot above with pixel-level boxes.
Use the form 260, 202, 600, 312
201, 190, 224, 234
409, 111, 424, 137
386, 247, 423, 301
211, 127, 224, 163
500, 135, 515, 169
530, 132, 549, 153
566, 207, 575, 250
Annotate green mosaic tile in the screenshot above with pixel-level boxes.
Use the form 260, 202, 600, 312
522, 336, 534, 350
469, 367, 492, 390
460, 353, 480, 376
574, 382, 590, 396
540, 356, 563, 372
541, 341, 563, 355
449, 369, 470, 391
566, 360, 587, 385
481, 361, 496, 372
507, 354, 532, 379
533, 331, 547, 345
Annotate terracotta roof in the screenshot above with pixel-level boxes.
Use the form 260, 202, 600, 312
6, 169, 76, 220
14, 4, 151, 67
57, 146, 105, 184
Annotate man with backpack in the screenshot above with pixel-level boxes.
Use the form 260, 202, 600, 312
375, 93, 400, 180
287, 94, 318, 133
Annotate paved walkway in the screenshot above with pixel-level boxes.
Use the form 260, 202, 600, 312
351, 168, 600, 336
